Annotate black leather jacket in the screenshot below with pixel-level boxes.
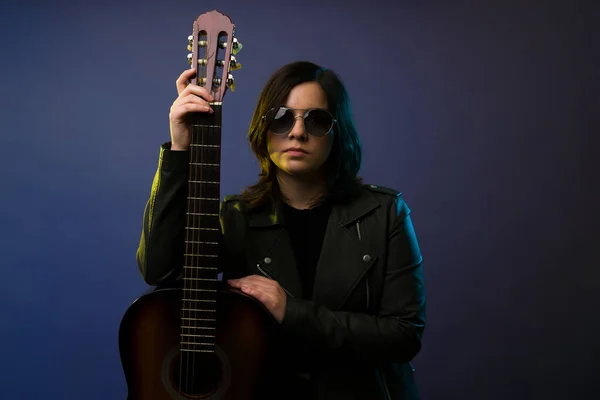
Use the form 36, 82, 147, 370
136, 143, 426, 399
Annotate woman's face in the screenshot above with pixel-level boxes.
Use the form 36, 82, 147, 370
267, 82, 334, 180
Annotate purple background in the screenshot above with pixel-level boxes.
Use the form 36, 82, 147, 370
1, 0, 598, 399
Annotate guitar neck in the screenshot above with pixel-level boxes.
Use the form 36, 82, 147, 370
181, 106, 223, 353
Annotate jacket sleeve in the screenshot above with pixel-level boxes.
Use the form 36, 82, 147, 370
136, 143, 190, 286
280, 195, 426, 365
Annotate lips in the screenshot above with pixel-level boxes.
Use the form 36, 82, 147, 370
284, 148, 308, 153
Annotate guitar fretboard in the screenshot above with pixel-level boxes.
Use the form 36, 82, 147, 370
181, 106, 223, 353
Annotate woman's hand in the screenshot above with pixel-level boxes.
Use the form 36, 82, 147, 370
228, 275, 288, 323
169, 68, 215, 151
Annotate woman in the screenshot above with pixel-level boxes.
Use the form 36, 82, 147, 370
136, 61, 426, 399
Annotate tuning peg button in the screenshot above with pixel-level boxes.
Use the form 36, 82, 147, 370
232, 38, 242, 55
230, 55, 242, 71
227, 73, 235, 92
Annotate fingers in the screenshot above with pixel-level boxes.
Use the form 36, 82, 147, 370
228, 275, 286, 323
176, 68, 215, 102
173, 93, 214, 114
229, 275, 275, 289
176, 68, 197, 95
228, 275, 280, 297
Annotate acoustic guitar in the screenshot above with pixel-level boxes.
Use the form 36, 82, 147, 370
119, 10, 277, 399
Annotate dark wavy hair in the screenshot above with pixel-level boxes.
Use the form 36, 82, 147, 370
241, 61, 363, 208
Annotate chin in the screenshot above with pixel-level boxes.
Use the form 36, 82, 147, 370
280, 164, 324, 179
281, 167, 312, 177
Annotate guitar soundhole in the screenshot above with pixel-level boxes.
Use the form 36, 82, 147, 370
163, 347, 231, 399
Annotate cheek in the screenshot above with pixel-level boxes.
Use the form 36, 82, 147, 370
319, 135, 334, 158
266, 133, 279, 156
266, 134, 284, 165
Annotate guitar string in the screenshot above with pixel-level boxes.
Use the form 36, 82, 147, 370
184, 121, 196, 396
197, 109, 207, 395
180, 118, 188, 396
191, 119, 199, 396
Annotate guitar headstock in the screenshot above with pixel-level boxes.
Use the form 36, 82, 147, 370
186, 10, 241, 103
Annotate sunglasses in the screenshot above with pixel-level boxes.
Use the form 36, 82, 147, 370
263, 107, 336, 137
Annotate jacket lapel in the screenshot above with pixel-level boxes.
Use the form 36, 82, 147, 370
246, 204, 304, 298
312, 191, 380, 309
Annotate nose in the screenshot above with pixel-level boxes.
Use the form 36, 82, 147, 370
288, 115, 307, 140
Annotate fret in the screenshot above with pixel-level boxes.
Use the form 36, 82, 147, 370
183, 266, 218, 270
190, 124, 221, 129
190, 163, 220, 167
181, 334, 216, 338
185, 241, 219, 244
180, 342, 216, 352
184, 288, 217, 292
181, 317, 217, 322
190, 143, 220, 148
188, 196, 220, 200
181, 308, 217, 318
184, 254, 218, 258
185, 227, 220, 231
186, 212, 218, 216
182, 324, 216, 330
183, 277, 219, 281
181, 319, 217, 331
181, 349, 214, 353
182, 298, 216, 302
189, 180, 219, 185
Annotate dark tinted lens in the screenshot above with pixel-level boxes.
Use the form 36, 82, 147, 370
269, 108, 295, 134
305, 109, 333, 136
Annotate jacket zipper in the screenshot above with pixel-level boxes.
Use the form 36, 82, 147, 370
356, 221, 370, 311
256, 262, 294, 298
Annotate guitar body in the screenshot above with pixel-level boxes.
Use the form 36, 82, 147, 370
119, 287, 276, 400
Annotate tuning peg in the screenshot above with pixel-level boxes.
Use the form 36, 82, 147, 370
230, 55, 242, 71
187, 53, 192, 65
227, 73, 235, 92
232, 38, 242, 55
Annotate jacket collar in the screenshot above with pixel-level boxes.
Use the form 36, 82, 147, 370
247, 187, 380, 228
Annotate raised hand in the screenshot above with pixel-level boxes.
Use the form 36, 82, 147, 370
169, 68, 215, 151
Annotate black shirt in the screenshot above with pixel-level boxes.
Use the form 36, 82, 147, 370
281, 200, 332, 300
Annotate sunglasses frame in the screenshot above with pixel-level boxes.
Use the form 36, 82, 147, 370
262, 107, 337, 137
